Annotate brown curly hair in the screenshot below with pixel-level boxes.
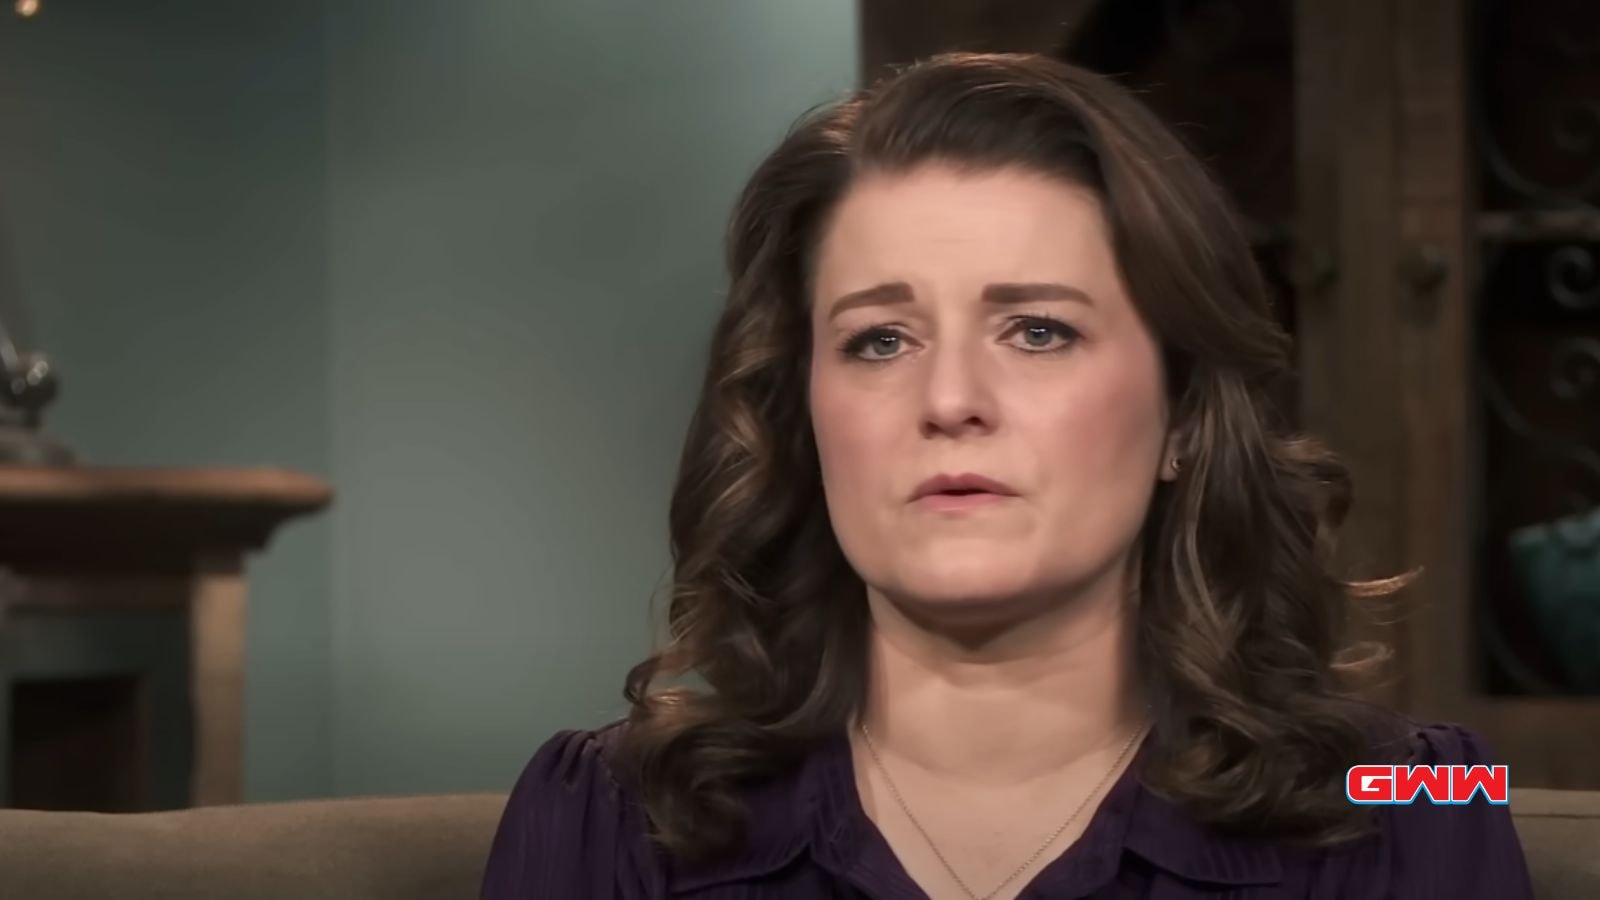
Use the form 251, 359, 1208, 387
621, 51, 1406, 863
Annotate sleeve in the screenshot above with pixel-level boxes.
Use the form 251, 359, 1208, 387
1321, 722, 1535, 900
479, 727, 662, 900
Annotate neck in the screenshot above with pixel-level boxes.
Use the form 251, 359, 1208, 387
857, 574, 1146, 786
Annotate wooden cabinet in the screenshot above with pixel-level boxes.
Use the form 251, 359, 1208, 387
862, 0, 1600, 787
0, 466, 330, 810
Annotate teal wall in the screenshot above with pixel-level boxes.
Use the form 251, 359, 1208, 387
324, 0, 856, 794
0, 1, 332, 801
2, 1, 855, 798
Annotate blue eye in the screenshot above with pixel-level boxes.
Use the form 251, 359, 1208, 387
1022, 325, 1055, 347
1004, 316, 1080, 353
841, 327, 909, 361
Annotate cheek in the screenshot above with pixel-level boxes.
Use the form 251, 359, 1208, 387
1028, 350, 1169, 498
809, 368, 889, 492
808, 362, 914, 581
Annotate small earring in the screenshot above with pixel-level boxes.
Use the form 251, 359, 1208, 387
1169, 457, 1184, 473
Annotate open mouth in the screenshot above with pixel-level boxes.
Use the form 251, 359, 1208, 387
912, 473, 1017, 501
911, 474, 1017, 511
914, 490, 1010, 511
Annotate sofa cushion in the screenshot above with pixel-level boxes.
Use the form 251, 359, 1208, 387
0, 793, 506, 900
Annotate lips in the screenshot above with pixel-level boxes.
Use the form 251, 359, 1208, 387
910, 473, 1018, 510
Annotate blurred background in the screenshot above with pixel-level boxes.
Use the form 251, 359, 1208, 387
0, 0, 1593, 814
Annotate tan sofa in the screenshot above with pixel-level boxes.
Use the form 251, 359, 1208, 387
0, 789, 1595, 898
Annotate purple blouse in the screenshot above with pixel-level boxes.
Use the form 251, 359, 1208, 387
480, 720, 1534, 898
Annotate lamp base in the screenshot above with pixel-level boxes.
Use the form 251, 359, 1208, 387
0, 423, 74, 465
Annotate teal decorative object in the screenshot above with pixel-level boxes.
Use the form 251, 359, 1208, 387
1510, 505, 1600, 692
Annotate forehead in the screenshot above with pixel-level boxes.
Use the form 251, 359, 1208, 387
812, 164, 1118, 301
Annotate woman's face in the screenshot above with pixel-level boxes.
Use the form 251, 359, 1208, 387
808, 163, 1175, 616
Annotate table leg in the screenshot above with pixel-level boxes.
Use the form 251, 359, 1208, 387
189, 554, 246, 806
0, 570, 16, 807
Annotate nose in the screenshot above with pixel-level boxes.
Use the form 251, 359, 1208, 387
918, 339, 999, 439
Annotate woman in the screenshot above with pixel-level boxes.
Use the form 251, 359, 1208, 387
482, 53, 1533, 899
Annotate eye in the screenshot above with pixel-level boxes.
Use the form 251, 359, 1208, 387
840, 326, 914, 362
1001, 315, 1080, 353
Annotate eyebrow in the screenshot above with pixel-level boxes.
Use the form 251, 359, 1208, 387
826, 281, 1094, 321
982, 282, 1094, 306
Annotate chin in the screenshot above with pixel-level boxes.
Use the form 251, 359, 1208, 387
891, 551, 1045, 607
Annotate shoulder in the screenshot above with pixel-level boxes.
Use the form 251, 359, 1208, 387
1355, 711, 1497, 766
481, 722, 662, 899
1320, 719, 1534, 899
1397, 718, 1498, 766
516, 721, 633, 798
1379, 719, 1515, 821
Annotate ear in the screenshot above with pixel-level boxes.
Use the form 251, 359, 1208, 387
1159, 430, 1184, 483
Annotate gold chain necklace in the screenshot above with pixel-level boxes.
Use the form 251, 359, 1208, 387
857, 719, 1148, 900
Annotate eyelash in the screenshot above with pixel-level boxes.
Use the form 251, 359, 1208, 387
837, 314, 1082, 363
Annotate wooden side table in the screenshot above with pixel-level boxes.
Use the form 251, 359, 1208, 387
0, 467, 331, 809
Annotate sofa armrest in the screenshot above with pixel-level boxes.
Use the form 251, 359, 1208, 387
1512, 788, 1600, 900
